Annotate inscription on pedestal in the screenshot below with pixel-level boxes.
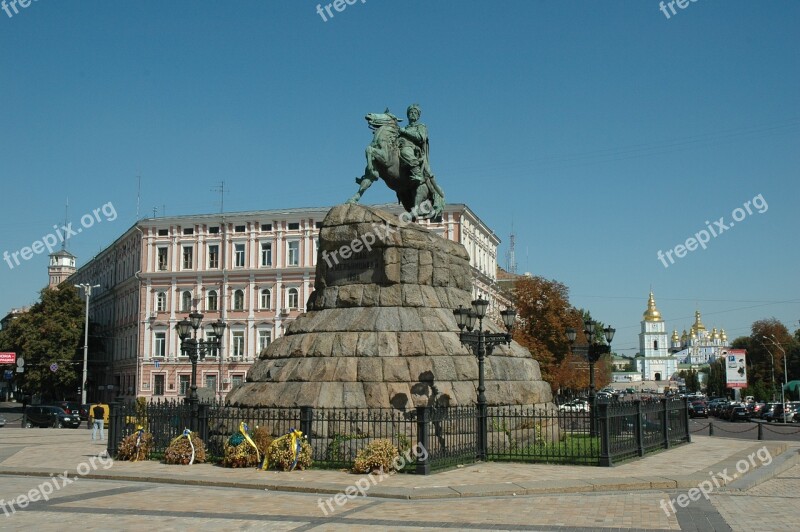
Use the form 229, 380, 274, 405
324, 249, 385, 286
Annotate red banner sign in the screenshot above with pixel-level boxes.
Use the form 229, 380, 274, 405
0, 352, 16, 364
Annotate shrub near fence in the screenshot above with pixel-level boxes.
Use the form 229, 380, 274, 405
107, 397, 690, 473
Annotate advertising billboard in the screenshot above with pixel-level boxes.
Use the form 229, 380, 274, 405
0, 352, 17, 364
724, 349, 747, 388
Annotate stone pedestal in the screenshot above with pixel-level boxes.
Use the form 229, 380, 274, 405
226, 204, 553, 410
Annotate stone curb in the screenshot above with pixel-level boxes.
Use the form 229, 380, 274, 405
0, 441, 794, 500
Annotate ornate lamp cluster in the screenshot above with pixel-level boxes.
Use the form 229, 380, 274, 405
453, 298, 516, 461
176, 312, 226, 430
565, 319, 615, 437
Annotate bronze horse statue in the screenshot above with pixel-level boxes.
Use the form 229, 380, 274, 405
346, 111, 444, 221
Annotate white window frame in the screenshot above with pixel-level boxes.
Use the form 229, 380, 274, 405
287, 240, 299, 266
234, 243, 246, 267
260, 289, 271, 310
260, 242, 272, 267
287, 287, 299, 309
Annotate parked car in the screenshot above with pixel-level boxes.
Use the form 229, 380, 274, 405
0, 415, 6, 428
22, 406, 81, 428
689, 403, 708, 418
559, 400, 589, 413
730, 406, 750, 422
761, 403, 781, 421
50, 401, 85, 424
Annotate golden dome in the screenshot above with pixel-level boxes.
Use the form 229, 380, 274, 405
672, 330, 680, 342
711, 327, 719, 340
693, 310, 706, 331
643, 292, 663, 322
720, 329, 728, 342
681, 329, 688, 341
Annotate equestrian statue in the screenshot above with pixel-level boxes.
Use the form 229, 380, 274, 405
346, 104, 446, 221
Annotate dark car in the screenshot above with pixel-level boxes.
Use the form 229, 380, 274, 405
0, 415, 6, 428
730, 406, 750, 422
50, 401, 87, 425
689, 403, 708, 418
22, 406, 81, 428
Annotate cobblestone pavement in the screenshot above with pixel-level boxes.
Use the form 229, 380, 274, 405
0, 427, 798, 530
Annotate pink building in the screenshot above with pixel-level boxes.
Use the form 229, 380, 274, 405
68, 204, 505, 402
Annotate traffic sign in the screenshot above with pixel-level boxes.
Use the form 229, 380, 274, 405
17, 356, 24, 367
50, 363, 59, 372
3, 370, 12, 380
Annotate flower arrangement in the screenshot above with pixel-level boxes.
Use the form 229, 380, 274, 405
223, 423, 273, 468
264, 429, 312, 471
164, 429, 206, 465
117, 427, 154, 462
353, 439, 400, 474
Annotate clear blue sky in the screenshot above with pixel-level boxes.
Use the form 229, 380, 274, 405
1, 1, 798, 354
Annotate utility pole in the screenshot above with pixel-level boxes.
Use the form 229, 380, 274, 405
75, 283, 100, 404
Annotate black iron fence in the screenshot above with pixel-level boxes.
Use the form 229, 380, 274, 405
107, 397, 690, 473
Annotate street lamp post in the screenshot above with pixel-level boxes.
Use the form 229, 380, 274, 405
176, 313, 225, 431
763, 335, 787, 422
453, 299, 516, 461
74, 283, 100, 404
566, 320, 615, 437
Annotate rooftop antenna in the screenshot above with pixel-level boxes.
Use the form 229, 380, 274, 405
152, 206, 158, 218
136, 174, 141, 220
61, 198, 69, 251
211, 181, 226, 213
506, 217, 517, 274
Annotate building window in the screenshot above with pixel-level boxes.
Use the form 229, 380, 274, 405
205, 374, 217, 391
181, 291, 192, 312
235, 244, 245, 267
231, 375, 244, 388
153, 374, 165, 396
157, 247, 168, 270
260, 242, 272, 266
183, 228, 194, 235
287, 241, 299, 266
287, 287, 299, 309
209, 226, 219, 234
208, 244, 219, 269
288, 222, 300, 230
261, 223, 272, 231
156, 292, 167, 312
158, 229, 169, 236
205, 332, 219, 357
154, 332, 166, 357
258, 330, 271, 353
179, 375, 190, 396
654, 340, 658, 350
232, 331, 245, 358
207, 290, 218, 311
182, 246, 193, 269
260, 289, 271, 310
315, 222, 323, 229
233, 289, 244, 311
235, 225, 246, 233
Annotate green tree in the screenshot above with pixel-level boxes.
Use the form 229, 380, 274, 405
705, 359, 727, 398
679, 369, 700, 393
0, 285, 85, 401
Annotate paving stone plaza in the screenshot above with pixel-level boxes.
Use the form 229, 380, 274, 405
0, 427, 797, 531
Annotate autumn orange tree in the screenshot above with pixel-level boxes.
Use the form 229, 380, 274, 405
511, 275, 612, 395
